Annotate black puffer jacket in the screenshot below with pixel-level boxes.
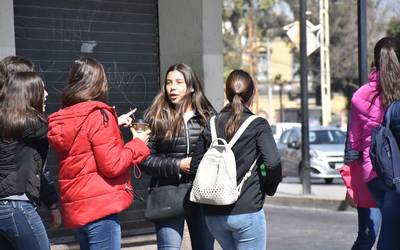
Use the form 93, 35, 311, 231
0, 120, 58, 208
140, 112, 207, 188
190, 105, 281, 215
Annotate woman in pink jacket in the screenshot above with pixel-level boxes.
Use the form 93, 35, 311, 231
348, 37, 400, 249
344, 67, 382, 249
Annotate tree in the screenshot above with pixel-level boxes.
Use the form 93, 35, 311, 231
387, 18, 400, 38
284, 0, 391, 109
223, 0, 291, 77
223, 0, 293, 112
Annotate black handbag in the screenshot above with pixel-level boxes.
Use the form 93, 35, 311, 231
144, 183, 191, 222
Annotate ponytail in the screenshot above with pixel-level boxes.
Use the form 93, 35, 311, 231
224, 69, 255, 141
225, 94, 244, 141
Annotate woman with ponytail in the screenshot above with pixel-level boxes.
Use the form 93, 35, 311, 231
349, 37, 400, 249
190, 69, 281, 249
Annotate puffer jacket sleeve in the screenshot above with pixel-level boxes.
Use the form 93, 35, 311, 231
256, 118, 281, 169
88, 109, 150, 178
140, 137, 181, 178
348, 96, 364, 151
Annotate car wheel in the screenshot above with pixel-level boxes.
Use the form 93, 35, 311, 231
324, 178, 333, 184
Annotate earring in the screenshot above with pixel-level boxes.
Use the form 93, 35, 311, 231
191, 88, 195, 92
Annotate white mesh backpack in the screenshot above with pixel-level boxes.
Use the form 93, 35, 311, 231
190, 115, 259, 205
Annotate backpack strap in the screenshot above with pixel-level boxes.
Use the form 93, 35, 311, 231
228, 115, 259, 148
236, 155, 259, 194
384, 101, 398, 128
210, 116, 217, 141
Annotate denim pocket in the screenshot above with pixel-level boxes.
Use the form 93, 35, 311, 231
227, 212, 254, 230
0, 204, 19, 237
20, 202, 41, 230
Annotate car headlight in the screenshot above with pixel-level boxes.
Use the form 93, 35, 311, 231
310, 149, 323, 161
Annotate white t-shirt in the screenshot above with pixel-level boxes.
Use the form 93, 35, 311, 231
183, 110, 195, 124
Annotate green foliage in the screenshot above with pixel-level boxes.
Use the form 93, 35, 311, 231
387, 18, 400, 38
222, 0, 291, 75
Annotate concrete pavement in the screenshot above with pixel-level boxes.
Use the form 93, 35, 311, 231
50, 177, 350, 249
268, 177, 349, 211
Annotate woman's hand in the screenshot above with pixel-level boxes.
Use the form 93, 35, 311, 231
180, 157, 192, 173
49, 207, 62, 229
118, 108, 136, 127
131, 127, 151, 144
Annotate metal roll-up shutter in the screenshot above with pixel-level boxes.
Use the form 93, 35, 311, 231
13, 0, 159, 241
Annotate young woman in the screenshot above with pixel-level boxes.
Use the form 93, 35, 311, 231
47, 57, 150, 250
349, 37, 400, 249
141, 63, 215, 250
0, 72, 60, 250
190, 69, 281, 250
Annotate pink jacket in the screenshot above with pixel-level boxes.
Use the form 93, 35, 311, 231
349, 70, 384, 183
339, 160, 376, 207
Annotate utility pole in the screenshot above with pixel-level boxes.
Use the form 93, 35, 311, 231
300, 0, 311, 195
247, 1, 259, 113
320, 0, 331, 125
358, 0, 368, 86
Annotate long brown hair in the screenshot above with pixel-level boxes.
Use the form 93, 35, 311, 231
0, 55, 34, 89
224, 69, 255, 141
0, 72, 45, 139
62, 57, 108, 108
371, 37, 400, 107
144, 63, 213, 141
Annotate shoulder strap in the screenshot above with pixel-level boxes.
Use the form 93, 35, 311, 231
384, 101, 397, 128
236, 155, 260, 194
228, 115, 258, 148
210, 116, 217, 141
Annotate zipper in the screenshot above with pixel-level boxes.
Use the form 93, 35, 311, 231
184, 121, 190, 157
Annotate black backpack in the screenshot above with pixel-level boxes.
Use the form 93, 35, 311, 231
370, 101, 400, 192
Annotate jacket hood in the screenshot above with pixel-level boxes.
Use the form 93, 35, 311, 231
48, 101, 116, 153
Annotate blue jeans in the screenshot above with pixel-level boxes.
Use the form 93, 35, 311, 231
205, 209, 266, 250
156, 203, 214, 250
351, 207, 381, 250
75, 214, 121, 250
0, 200, 50, 250
368, 177, 400, 250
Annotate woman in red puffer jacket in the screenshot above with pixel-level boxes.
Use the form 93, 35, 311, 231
48, 57, 150, 250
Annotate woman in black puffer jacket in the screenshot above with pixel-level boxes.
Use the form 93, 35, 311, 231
141, 63, 215, 250
0, 71, 60, 250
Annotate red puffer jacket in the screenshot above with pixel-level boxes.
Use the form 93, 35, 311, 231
48, 101, 150, 228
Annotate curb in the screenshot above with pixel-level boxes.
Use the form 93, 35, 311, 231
267, 195, 354, 211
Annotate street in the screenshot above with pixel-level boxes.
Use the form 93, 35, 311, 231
266, 204, 358, 250
122, 204, 359, 250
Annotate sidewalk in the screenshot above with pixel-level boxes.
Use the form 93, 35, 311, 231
50, 177, 350, 249
268, 177, 349, 211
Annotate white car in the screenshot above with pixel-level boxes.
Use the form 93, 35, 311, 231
277, 126, 344, 184
271, 122, 301, 143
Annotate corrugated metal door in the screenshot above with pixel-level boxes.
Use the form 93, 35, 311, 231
13, 0, 158, 241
